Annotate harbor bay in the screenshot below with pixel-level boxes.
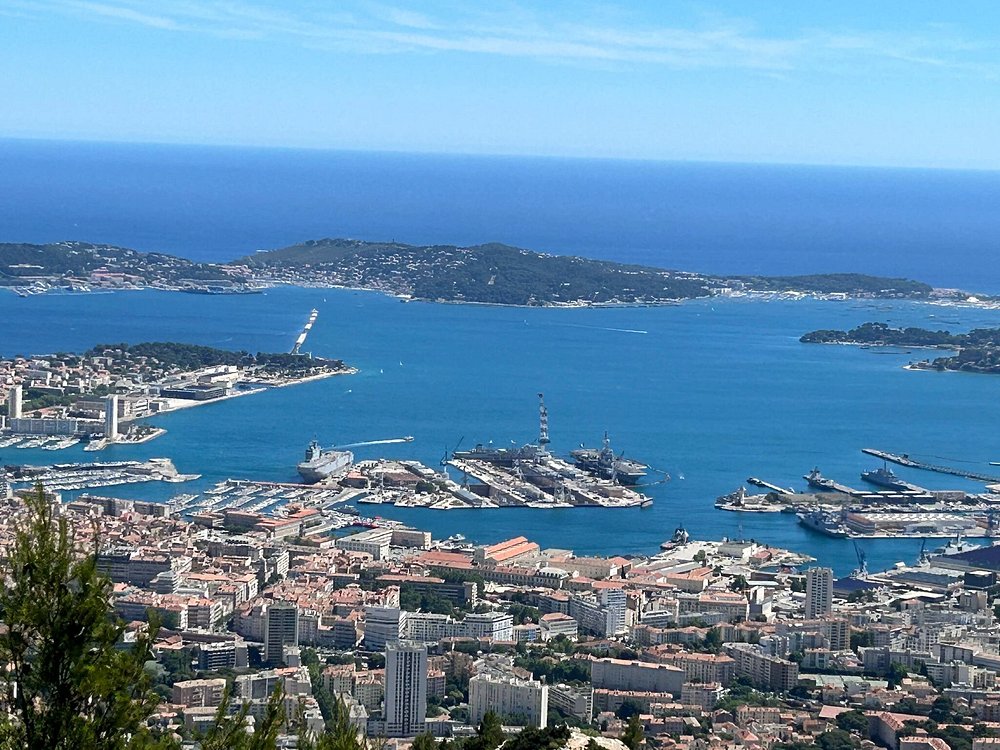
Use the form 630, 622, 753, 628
3, 285, 1000, 575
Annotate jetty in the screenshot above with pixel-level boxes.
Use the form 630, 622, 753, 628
291, 308, 319, 354
863, 448, 1000, 484
746, 477, 794, 494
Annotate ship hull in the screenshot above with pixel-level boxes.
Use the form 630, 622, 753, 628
861, 476, 909, 491
570, 455, 646, 484
297, 450, 353, 483
797, 512, 849, 538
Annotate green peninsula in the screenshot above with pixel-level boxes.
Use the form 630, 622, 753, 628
231, 238, 934, 306
801, 321, 1000, 374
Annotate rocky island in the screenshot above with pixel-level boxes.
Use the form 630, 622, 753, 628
801, 321, 1000, 374
3, 238, 939, 306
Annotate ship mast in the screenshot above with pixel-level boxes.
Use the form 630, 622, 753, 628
537, 392, 550, 449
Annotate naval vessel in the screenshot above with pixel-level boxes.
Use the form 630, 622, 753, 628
452, 443, 549, 466
860, 464, 923, 492
297, 440, 353, 483
570, 432, 647, 485
804, 467, 838, 492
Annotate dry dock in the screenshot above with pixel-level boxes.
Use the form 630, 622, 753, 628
447, 452, 649, 508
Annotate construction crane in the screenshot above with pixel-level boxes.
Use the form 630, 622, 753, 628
537, 393, 550, 448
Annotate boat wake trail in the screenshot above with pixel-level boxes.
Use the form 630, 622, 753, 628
333, 437, 415, 449
557, 324, 648, 334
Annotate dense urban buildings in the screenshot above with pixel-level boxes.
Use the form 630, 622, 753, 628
2, 485, 1000, 747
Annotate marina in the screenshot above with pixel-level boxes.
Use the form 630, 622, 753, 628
1, 458, 200, 492
163, 477, 412, 541
0, 435, 81, 451
168, 477, 365, 518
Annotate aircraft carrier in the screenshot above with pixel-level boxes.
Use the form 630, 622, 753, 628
570, 432, 648, 485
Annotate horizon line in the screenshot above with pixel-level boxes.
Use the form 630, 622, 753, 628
3, 134, 1000, 175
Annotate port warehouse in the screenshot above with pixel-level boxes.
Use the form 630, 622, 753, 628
800, 496, 1000, 538
158, 384, 228, 400
842, 511, 985, 536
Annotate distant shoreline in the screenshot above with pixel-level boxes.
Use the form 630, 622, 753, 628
7, 277, 988, 310
2, 238, 959, 308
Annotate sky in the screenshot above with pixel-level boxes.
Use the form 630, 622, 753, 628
2, 1, 1000, 168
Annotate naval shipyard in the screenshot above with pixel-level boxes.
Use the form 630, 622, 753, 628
713, 451, 1000, 540
444, 395, 653, 509
303, 394, 656, 510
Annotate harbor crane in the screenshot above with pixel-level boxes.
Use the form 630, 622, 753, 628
441, 436, 464, 466
852, 541, 868, 579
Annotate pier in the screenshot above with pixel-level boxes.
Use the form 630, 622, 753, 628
290, 308, 319, 354
863, 448, 1000, 483
746, 477, 794, 494
804, 468, 866, 496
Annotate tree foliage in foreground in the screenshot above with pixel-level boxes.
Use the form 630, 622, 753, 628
0, 486, 162, 749
0, 488, 584, 750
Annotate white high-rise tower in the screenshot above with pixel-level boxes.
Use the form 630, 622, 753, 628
7, 385, 22, 420
104, 394, 119, 440
805, 567, 833, 618
384, 641, 427, 737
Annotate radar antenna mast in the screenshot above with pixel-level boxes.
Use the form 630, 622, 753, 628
538, 393, 550, 449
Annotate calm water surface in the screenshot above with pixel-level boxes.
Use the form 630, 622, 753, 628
2, 287, 999, 576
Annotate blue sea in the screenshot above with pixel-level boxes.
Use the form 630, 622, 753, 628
3, 139, 1000, 575
4, 139, 1000, 290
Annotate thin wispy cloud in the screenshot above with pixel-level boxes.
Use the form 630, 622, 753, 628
67, 1, 180, 30
8, 0, 998, 77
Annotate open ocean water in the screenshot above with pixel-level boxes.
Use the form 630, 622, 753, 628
2, 139, 1000, 575
3, 139, 1000, 290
